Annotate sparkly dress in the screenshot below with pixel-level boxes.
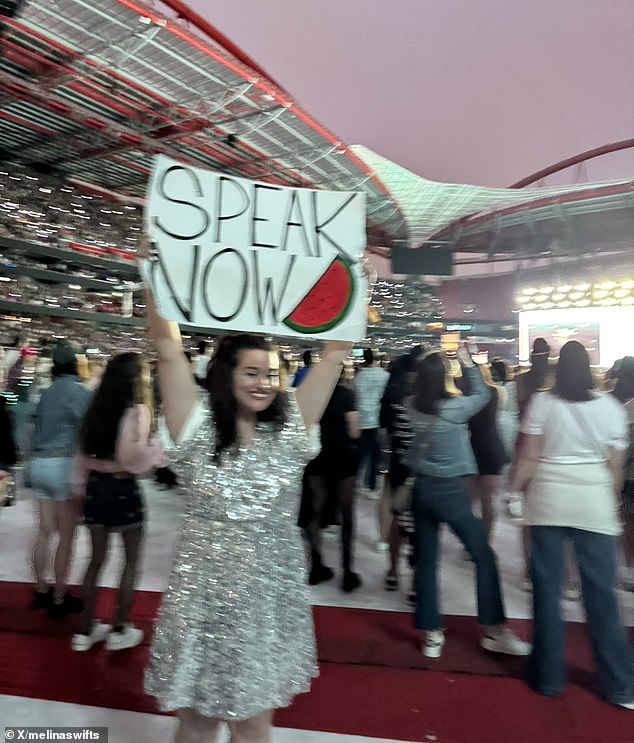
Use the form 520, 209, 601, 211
145, 394, 319, 720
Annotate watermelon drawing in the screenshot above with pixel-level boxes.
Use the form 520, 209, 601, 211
283, 256, 355, 334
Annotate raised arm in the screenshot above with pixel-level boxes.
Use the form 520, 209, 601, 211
145, 289, 197, 441
295, 340, 352, 429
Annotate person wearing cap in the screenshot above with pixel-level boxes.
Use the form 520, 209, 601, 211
5, 342, 38, 458
2, 332, 32, 382
28, 339, 92, 617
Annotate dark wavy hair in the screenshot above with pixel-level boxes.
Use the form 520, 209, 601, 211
490, 358, 509, 384
206, 334, 287, 462
412, 352, 451, 415
552, 340, 594, 402
611, 357, 634, 403
79, 352, 154, 459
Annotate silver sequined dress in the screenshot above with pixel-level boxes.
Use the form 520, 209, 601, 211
145, 394, 319, 720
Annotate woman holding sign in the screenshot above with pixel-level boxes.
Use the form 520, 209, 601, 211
143, 280, 351, 741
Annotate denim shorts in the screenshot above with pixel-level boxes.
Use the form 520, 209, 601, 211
30, 457, 74, 501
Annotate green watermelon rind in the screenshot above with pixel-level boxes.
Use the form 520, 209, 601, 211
283, 256, 355, 334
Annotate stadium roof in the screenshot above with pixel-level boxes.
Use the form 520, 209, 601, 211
0, 0, 407, 248
352, 145, 634, 266
0, 0, 632, 265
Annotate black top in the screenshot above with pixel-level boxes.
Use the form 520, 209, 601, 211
319, 384, 356, 456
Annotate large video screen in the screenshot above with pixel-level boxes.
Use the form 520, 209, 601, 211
519, 307, 634, 367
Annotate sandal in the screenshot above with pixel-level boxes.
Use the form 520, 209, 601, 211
384, 574, 399, 591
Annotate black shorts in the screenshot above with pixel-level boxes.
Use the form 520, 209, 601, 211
84, 471, 144, 530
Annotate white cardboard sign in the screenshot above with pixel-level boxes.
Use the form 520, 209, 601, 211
140, 155, 367, 340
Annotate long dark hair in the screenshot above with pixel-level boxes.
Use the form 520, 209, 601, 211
552, 340, 594, 402
412, 352, 451, 415
206, 334, 287, 462
611, 357, 634, 403
524, 338, 551, 393
79, 352, 154, 458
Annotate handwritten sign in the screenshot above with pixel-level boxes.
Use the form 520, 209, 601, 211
140, 155, 367, 340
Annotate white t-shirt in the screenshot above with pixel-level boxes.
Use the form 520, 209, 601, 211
521, 391, 628, 535
521, 391, 628, 463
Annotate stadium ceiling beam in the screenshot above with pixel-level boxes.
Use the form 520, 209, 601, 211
0, 66, 280, 176
5, 30, 284, 143
2, 29, 317, 188
0, 70, 182, 162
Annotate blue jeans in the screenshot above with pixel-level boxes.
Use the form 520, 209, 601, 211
412, 474, 505, 631
529, 526, 634, 704
357, 428, 381, 491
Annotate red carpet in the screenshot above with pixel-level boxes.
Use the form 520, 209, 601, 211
0, 581, 632, 742
0, 581, 606, 678
278, 664, 633, 743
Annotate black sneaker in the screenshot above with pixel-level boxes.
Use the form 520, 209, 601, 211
342, 570, 362, 593
31, 587, 53, 609
308, 563, 334, 585
48, 593, 83, 618
384, 573, 399, 591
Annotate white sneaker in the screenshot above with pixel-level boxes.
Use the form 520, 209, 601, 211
422, 630, 445, 658
616, 700, 634, 710
375, 540, 389, 553
563, 585, 581, 601
105, 623, 143, 651
365, 489, 380, 501
481, 627, 531, 656
71, 622, 110, 652
622, 567, 634, 591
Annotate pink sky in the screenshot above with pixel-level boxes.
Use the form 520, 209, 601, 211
185, 0, 634, 188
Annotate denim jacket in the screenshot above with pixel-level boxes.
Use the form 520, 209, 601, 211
31, 375, 92, 458
405, 365, 490, 478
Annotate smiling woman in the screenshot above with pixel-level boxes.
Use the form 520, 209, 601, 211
206, 335, 288, 460
143, 287, 351, 742
233, 349, 280, 419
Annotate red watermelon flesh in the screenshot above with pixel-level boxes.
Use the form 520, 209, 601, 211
283, 256, 354, 333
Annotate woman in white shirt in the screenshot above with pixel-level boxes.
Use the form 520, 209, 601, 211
509, 340, 633, 709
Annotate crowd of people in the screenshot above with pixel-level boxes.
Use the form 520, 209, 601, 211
0, 313, 632, 740
0, 182, 631, 735
0, 165, 142, 255
0, 164, 449, 339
